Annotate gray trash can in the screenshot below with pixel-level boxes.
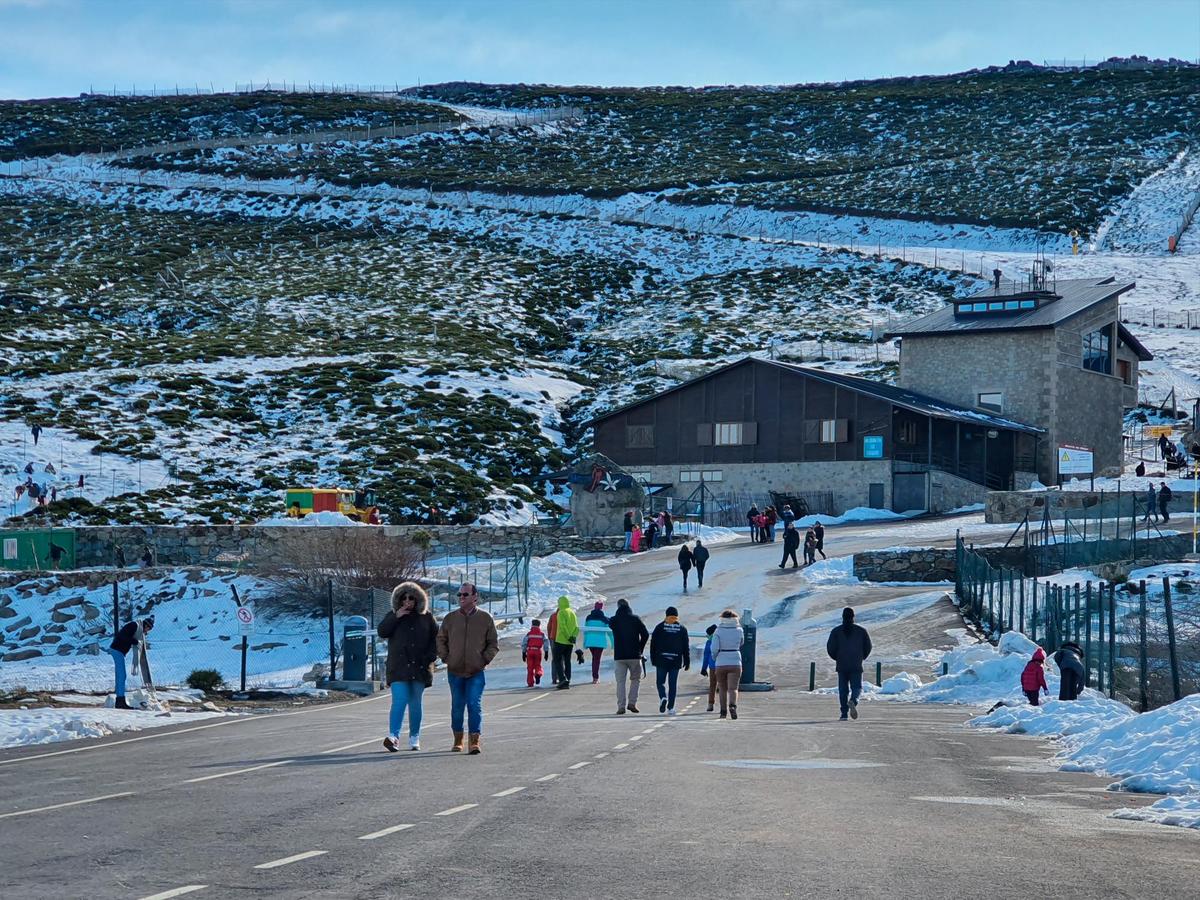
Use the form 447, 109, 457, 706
343, 615, 369, 682
740, 607, 758, 684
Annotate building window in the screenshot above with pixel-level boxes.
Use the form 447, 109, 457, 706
1082, 326, 1112, 374
977, 392, 1003, 413
806, 418, 849, 443
680, 470, 723, 483
704, 470, 723, 482
715, 422, 743, 445
680, 470, 701, 483
625, 424, 654, 449
1118, 359, 1132, 386
1019, 300, 1036, 309
896, 419, 919, 444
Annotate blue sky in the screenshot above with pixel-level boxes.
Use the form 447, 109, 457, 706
1, 0, 1198, 99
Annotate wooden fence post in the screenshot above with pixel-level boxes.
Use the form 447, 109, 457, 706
1162, 576, 1182, 702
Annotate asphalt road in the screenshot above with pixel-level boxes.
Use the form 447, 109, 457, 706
2, 666, 1197, 900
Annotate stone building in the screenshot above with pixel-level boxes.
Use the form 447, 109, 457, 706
887, 274, 1151, 481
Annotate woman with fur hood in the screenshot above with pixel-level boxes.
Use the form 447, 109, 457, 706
377, 581, 439, 751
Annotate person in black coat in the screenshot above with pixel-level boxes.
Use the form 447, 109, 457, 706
779, 524, 800, 569
623, 510, 634, 551
609, 598, 650, 713
1054, 642, 1085, 701
826, 607, 872, 721
377, 582, 439, 751
692, 539, 710, 588
649, 606, 690, 715
109, 616, 154, 709
813, 521, 827, 560
677, 543, 694, 592
1158, 482, 1173, 523
746, 505, 760, 543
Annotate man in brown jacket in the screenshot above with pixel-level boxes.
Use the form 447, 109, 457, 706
436, 582, 499, 754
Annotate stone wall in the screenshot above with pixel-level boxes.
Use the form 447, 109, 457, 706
69, 525, 627, 570
985, 488, 1138, 523
853, 545, 1027, 582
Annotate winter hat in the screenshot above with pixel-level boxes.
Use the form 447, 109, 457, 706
594, 601, 604, 611
1032, 647, 1046, 662
841, 607, 855, 624
665, 606, 679, 617
143, 615, 155, 630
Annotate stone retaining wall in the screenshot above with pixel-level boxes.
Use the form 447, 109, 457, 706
853, 545, 1026, 582
985, 489, 1138, 524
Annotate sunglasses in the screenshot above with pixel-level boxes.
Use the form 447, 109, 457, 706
457, 591, 475, 597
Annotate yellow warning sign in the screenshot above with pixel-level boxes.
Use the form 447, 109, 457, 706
1146, 425, 1174, 438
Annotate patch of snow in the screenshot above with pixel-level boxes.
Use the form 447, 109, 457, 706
0, 705, 227, 748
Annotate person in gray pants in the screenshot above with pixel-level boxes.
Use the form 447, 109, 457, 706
607, 599, 649, 714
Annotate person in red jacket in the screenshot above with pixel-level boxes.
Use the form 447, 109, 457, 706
1021, 647, 1049, 705
521, 619, 549, 687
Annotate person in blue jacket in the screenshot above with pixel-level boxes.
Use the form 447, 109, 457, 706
700, 623, 718, 712
580, 601, 614, 684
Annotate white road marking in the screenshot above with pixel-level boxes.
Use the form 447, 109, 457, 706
183, 760, 292, 784
494, 703, 524, 712
612, 743, 629, 750
254, 850, 327, 869
0, 791, 135, 820
594, 752, 609, 759
358, 823, 416, 840
568, 762, 591, 770
320, 738, 383, 754
436, 803, 478, 816
526, 693, 550, 704
0, 693, 387, 767
653, 723, 666, 729
138, 886, 208, 900
629, 735, 643, 742
536, 773, 560, 782
492, 786, 526, 797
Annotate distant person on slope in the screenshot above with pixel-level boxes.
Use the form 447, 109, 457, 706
548, 595, 581, 689
780, 523, 800, 569
521, 618, 549, 687
692, 539, 710, 588
1054, 642, 1085, 701
1021, 647, 1049, 706
700, 623, 718, 712
710, 609, 745, 720
609, 598, 649, 714
650, 605, 690, 715
581, 602, 613, 684
678, 542, 695, 592
826, 607, 872, 721
109, 616, 154, 709
436, 582, 499, 754
378, 582, 438, 752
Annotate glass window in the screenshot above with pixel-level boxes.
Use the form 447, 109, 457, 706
988, 302, 1003, 310
714, 422, 743, 445
1004, 301, 1019, 310
625, 424, 654, 449
1019, 300, 1036, 309
973, 303, 988, 311
896, 419, 919, 444
703, 470, 723, 482
978, 392, 1003, 413
679, 470, 701, 483
1082, 326, 1112, 374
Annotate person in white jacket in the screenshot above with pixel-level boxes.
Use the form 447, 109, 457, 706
710, 609, 745, 719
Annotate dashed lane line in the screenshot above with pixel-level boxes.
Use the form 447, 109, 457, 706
568, 762, 591, 770
536, 774, 560, 782
629, 735, 643, 742
319, 720, 447, 755
138, 886, 208, 900
253, 850, 328, 870
492, 787, 526, 797
435, 803, 478, 816
612, 743, 629, 750
183, 760, 293, 784
594, 753, 609, 759
641, 728, 655, 734
358, 823, 417, 841
0, 791, 135, 820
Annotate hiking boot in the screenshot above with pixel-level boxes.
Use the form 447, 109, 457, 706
707, 704, 714, 712
719, 709, 727, 719
616, 708, 626, 715
730, 705, 738, 720
839, 713, 848, 720
849, 700, 859, 720
451, 730, 465, 752
659, 698, 668, 713
468, 733, 481, 755
535, 675, 542, 685
382, 736, 399, 753
114, 696, 132, 710
627, 704, 640, 713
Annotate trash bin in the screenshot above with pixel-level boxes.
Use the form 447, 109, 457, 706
740, 607, 758, 685
343, 615, 369, 682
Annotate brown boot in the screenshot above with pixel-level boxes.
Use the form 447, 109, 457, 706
451, 730, 465, 752
468, 732, 481, 755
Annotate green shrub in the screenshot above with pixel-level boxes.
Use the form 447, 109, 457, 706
185, 668, 226, 693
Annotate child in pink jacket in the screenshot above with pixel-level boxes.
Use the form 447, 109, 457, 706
1021, 647, 1049, 705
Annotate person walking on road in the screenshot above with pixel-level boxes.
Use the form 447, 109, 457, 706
1143, 483, 1158, 524
581, 602, 613, 684
803, 528, 818, 566
1021, 647, 1049, 706
109, 616, 154, 709
378, 582, 438, 752
650, 605, 690, 715
663, 509, 674, 543
826, 607, 872, 721
1054, 642, 1085, 701
1158, 481, 1173, 523
710, 609, 744, 720
436, 582, 499, 754
521, 618, 549, 687
548, 595, 581, 689
693, 539, 710, 588
623, 510, 634, 551
813, 521, 827, 560
780, 504, 796, 528
780, 523, 800, 568
609, 598, 649, 714
678, 542, 695, 592
700, 623, 718, 712
746, 504, 761, 542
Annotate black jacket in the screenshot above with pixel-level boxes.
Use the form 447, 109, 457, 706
650, 620, 690, 670
1159, 486, 1173, 503
609, 606, 649, 661
1054, 645, 1085, 700
623, 512, 633, 533
783, 528, 800, 551
377, 610, 439, 686
110, 621, 141, 655
693, 545, 710, 566
677, 547, 693, 571
826, 623, 872, 673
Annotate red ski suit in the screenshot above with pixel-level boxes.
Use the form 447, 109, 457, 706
523, 627, 548, 686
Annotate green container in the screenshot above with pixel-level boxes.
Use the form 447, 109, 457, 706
0, 528, 76, 571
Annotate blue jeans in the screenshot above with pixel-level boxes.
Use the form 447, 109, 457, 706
624, 532, 633, 550
655, 665, 680, 708
838, 671, 863, 716
388, 680, 425, 739
108, 648, 126, 696
448, 671, 486, 734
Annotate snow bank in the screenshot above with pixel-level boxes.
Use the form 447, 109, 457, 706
795, 507, 917, 527
880, 672, 923, 694
801, 555, 856, 585
673, 522, 740, 545
886, 633, 1058, 706
0, 706, 227, 748
257, 511, 368, 526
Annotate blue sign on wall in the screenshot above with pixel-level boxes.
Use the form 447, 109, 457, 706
863, 435, 884, 459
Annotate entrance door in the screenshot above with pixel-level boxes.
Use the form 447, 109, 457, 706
892, 473, 927, 513
868, 483, 885, 509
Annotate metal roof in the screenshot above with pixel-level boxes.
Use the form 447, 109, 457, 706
884, 277, 1135, 339
586, 356, 1043, 434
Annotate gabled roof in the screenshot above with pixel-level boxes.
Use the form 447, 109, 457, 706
884, 277, 1135, 338
1117, 323, 1154, 362
586, 356, 1043, 434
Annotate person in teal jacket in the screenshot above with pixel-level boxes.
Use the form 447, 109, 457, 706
581, 601, 614, 684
